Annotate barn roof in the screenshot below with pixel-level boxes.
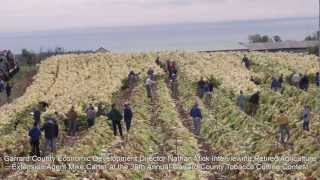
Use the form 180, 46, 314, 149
244, 40, 319, 51
95, 47, 110, 53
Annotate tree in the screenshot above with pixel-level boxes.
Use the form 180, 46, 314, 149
54, 47, 64, 55
261, 35, 272, 43
249, 34, 273, 43
305, 33, 317, 41
273, 35, 282, 42
21, 49, 36, 65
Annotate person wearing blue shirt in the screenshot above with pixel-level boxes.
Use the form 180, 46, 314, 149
28, 122, 41, 156
190, 103, 202, 136
271, 77, 280, 91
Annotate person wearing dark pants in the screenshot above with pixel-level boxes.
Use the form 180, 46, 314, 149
107, 104, 123, 137
276, 110, 290, 144
123, 103, 133, 132
41, 118, 59, 153
316, 72, 320, 87
5, 83, 12, 101
86, 104, 96, 128
33, 107, 41, 125
302, 106, 311, 131
190, 103, 202, 136
28, 122, 41, 157
67, 106, 77, 136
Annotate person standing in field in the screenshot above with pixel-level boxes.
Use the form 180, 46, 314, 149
190, 103, 202, 136
242, 55, 251, 70
128, 71, 140, 89
248, 91, 260, 116
271, 77, 280, 91
276, 110, 290, 144
299, 73, 309, 91
165, 60, 171, 74
41, 117, 59, 153
86, 104, 96, 128
302, 106, 311, 131
28, 122, 41, 157
147, 68, 155, 80
170, 73, 179, 98
197, 77, 205, 98
32, 107, 41, 125
237, 90, 246, 112
107, 104, 123, 137
0, 79, 5, 92
5, 82, 12, 100
316, 72, 320, 87
145, 75, 156, 99
123, 102, 133, 132
203, 81, 211, 105
67, 106, 77, 136
278, 74, 284, 88
155, 56, 161, 66
291, 72, 301, 87
168, 61, 178, 78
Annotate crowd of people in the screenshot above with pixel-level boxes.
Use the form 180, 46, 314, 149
289, 72, 310, 91
239, 55, 319, 144
28, 71, 137, 156
25, 55, 320, 156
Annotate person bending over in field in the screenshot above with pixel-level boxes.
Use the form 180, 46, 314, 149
107, 104, 123, 138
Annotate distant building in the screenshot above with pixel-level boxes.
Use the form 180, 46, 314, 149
95, 47, 110, 53
243, 40, 319, 52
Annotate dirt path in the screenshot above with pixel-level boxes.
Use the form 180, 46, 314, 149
0, 66, 37, 106
164, 78, 227, 180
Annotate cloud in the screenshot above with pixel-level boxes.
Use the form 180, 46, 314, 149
0, 0, 316, 32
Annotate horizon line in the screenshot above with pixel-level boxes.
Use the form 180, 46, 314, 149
0, 16, 317, 35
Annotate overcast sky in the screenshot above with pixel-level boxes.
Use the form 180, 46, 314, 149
0, 0, 317, 32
